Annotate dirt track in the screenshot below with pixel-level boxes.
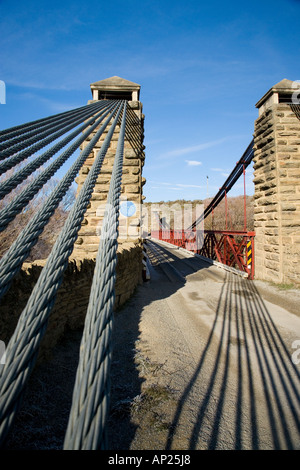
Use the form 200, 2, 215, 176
108, 240, 300, 450
3, 239, 300, 450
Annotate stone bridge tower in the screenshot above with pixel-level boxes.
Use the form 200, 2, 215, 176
253, 79, 300, 286
72, 76, 146, 305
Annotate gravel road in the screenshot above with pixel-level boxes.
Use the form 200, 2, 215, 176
3, 239, 300, 450
108, 239, 300, 450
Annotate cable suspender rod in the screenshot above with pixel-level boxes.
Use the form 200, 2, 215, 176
190, 139, 254, 230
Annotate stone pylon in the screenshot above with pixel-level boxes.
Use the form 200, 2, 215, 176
71, 76, 146, 305
253, 79, 300, 285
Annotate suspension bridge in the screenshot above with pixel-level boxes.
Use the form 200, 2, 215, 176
0, 76, 299, 450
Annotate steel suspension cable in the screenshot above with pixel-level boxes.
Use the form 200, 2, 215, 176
0, 100, 103, 143
0, 101, 124, 446
125, 105, 144, 152
0, 100, 107, 166
63, 102, 127, 450
0, 102, 104, 152
192, 104, 298, 230
0, 102, 108, 177
290, 103, 300, 121
125, 108, 142, 146
0, 101, 120, 301
0, 102, 116, 233
0, 102, 112, 201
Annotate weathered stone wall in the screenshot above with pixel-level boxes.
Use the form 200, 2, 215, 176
253, 103, 300, 285
0, 242, 142, 362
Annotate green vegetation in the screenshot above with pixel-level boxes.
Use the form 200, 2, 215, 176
270, 282, 296, 290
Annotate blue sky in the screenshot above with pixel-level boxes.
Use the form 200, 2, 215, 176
1, 0, 300, 202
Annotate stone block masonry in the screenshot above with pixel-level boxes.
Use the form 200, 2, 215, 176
0, 243, 143, 363
73, 99, 145, 258
71, 77, 147, 323
253, 79, 300, 285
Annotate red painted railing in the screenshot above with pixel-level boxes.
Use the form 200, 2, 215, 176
151, 229, 255, 279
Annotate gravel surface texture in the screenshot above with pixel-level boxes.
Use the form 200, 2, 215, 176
3, 240, 300, 450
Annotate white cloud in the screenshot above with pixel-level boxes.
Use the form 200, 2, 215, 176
185, 160, 202, 166
161, 138, 227, 159
17, 92, 81, 112
150, 181, 172, 186
160, 136, 244, 160
176, 184, 204, 188
211, 167, 231, 177
149, 180, 205, 190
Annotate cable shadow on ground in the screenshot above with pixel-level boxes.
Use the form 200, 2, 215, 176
3, 239, 299, 450
106, 240, 206, 449
165, 269, 300, 450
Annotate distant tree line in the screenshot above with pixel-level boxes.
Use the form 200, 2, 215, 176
0, 161, 76, 262
143, 195, 254, 232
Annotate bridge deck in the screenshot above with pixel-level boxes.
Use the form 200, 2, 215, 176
110, 240, 300, 450
3, 239, 300, 450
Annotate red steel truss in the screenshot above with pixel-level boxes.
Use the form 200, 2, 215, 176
151, 229, 255, 280
151, 140, 256, 279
